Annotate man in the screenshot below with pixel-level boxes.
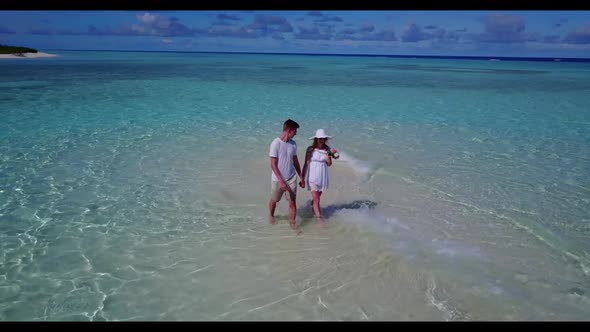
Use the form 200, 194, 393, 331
269, 119, 303, 229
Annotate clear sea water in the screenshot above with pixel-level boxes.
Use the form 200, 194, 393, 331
1, 50, 589, 321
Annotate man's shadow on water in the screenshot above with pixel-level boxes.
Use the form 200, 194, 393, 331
297, 199, 378, 226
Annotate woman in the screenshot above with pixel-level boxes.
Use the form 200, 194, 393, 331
300, 129, 333, 221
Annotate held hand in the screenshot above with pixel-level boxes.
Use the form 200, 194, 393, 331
324, 154, 331, 162
299, 179, 305, 188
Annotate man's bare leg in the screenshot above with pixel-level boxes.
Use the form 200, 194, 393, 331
269, 199, 277, 224
288, 200, 297, 229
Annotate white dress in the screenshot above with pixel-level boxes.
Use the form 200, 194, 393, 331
306, 148, 329, 192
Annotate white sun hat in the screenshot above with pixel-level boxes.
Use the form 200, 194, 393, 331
309, 128, 333, 140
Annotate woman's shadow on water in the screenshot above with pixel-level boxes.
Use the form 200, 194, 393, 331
298, 199, 378, 226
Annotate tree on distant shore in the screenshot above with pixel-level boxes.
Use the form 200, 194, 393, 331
0, 44, 38, 54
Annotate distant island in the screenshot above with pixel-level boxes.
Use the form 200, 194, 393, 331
0, 44, 57, 59
0, 44, 38, 55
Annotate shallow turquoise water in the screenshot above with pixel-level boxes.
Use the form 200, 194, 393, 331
1, 51, 589, 320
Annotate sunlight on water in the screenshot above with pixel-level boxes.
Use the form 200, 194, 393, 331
1, 51, 589, 320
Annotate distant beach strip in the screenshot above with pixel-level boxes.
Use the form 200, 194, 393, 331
0, 52, 59, 59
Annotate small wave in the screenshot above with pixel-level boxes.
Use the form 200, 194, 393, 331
426, 277, 470, 321
431, 239, 487, 261
333, 205, 415, 245
496, 213, 590, 277
338, 151, 373, 181
0, 81, 51, 89
333, 204, 488, 264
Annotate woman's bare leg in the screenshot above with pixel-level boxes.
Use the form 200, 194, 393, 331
312, 191, 323, 222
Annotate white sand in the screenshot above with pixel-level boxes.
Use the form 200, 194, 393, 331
0, 52, 59, 59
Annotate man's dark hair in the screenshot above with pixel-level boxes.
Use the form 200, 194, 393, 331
283, 118, 300, 131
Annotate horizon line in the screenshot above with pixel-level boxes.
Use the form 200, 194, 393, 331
44, 48, 590, 62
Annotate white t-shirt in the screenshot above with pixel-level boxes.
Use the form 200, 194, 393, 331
269, 137, 297, 182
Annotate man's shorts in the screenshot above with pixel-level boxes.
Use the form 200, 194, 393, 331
270, 175, 297, 202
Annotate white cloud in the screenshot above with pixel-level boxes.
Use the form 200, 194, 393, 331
137, 13, 157, 25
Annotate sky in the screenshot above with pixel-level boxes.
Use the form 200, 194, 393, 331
1, 10, 590, 58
